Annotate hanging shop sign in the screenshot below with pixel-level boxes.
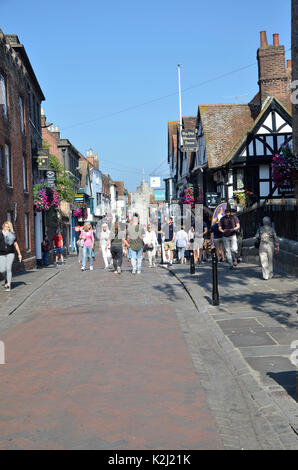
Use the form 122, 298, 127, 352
35, 149, 49, 170
44, 170, 56, 188
181, 129, 198, 152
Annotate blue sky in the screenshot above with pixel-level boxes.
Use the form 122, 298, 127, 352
1, 0, 291, 191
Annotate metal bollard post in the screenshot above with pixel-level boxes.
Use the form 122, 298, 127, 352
211, 248, 219, 306
190, 249, 195, 275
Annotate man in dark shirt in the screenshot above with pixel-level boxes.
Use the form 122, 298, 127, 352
219, 206, 240, 269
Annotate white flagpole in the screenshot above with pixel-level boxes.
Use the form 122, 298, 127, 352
178, 64, 183, 147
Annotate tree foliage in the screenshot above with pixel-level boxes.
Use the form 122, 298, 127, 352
42, 141, 76, 204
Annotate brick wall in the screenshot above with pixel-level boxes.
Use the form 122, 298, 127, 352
292, 0, 298, 153
41, 117, 62, 162
0, 31, 36, 270
257, 32, 291, 112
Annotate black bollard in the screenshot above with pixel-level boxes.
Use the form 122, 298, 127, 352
211, 248, 219, 305
190, 249, 195, 275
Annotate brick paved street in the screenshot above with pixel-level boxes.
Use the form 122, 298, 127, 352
0, 254, 223, 450
0, 254, 297, 450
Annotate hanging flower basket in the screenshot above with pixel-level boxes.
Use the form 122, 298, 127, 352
73, 206, 86, 219
33, 182, 60, 212
182, 184, 195, 207
272, 146, 298, 189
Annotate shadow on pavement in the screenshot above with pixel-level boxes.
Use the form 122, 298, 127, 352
267, 371, 297, 399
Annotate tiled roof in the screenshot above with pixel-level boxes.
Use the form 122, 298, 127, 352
182, 116, 197, 129
168, 121, 179, 163
198, 104, 255, 168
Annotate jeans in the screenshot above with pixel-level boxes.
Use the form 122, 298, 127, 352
111, 246, 123, 270
0, 253, 15, 283
82, 246, 93, 269
177, 246, 186, 261
223, 235, 238, 266
131, 248, 143, 271
147, 248, 156, 266
42, 251, 49, 265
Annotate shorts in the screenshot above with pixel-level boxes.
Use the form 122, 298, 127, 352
193, 238, 203, 250
163, 241, 175, 251
56, 247, 63, 255
213, 238, 223, 248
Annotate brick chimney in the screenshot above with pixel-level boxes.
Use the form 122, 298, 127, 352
86, 148, 99, 170
257, 31, 291, 110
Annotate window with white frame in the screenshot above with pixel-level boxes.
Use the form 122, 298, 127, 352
5, 144, 11, 186
0, 74, 7, 117
24, 213, 29, 251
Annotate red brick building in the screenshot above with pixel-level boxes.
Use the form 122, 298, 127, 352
0, 30, 45, 269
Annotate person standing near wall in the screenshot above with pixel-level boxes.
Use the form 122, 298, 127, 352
255, 217, 279, 280
41, 235, 50, 266
0, 221, 22, 291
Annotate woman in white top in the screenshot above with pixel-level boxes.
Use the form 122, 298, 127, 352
99, 223, 112, 269
176, 226, 189, 264
143, 224, 158, 267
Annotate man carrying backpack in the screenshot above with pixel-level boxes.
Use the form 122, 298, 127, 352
219, 205, 240, 270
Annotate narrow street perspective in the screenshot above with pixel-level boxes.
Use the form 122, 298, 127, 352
1, 0, 298, 455
0, 253, 297, 450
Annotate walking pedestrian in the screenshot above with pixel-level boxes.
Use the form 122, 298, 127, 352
41, 235, 50, 266
127, 214, 145, 274
143, 224, 158, 267
255, 217, 279, 280
80, 223, 94, 271
52, 230, 64, 266
194, 221, 208, 264
210, 217, 224, 262
99, 223, 112, 269
109, 221, 128, 274
218, 206, 240, 270
0, 221, 22, 291
175, 225, 189, 264
76, 234, 84, 264
163, 217, 176, 266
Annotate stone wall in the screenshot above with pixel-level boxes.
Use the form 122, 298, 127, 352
241, 237, 298, 277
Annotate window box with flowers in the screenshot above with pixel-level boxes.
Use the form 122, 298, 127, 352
233, 189, 254, 208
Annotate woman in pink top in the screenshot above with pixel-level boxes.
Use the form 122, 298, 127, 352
80, 222, 94, 271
